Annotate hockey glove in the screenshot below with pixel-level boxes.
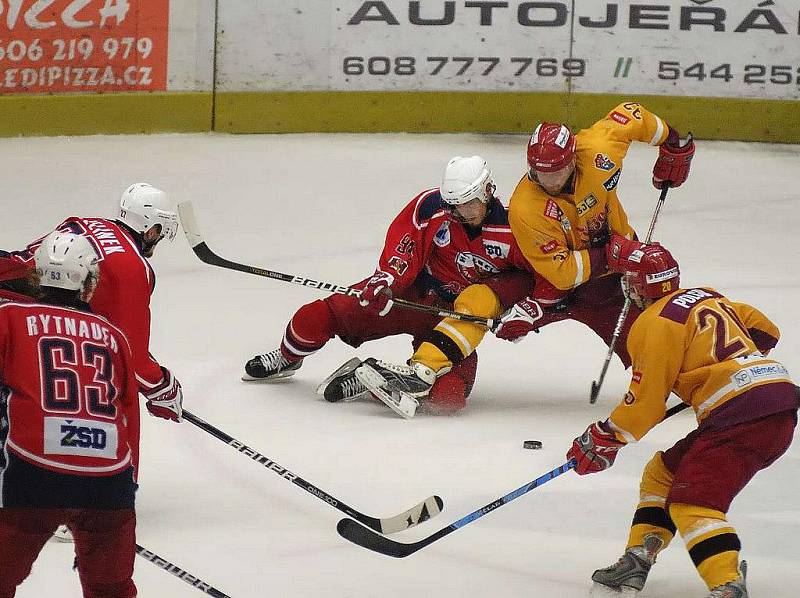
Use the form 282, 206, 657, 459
359, 270, 395, 317
653, 132, 694, 189
567, 421, 625, 475
606, 234, 647, 273
144, 367, 183, 422
493, 297, 544, 343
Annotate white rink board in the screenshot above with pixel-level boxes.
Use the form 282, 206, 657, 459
167, 0, 215, 91
216, 0, 800, 99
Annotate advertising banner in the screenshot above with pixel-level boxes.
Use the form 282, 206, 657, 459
0, 0, 169, 94
217, 0, 800, 100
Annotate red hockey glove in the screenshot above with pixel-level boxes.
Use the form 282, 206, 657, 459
606, 234, 646, 273
144, 367, 183, 422
653, 132, 694, 189
567, 421, 626, 475
493, 297, 544, 343
359, 270, 395, 317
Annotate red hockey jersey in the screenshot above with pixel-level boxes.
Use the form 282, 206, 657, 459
375, 189, 533, 301
0, 301, 140, 477
13, 217, 164, 390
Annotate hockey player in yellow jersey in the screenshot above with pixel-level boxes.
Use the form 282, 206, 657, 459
493, 102, 695, 366
567, 239, 798, 598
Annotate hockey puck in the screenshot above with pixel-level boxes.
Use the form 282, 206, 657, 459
523, 440, 543, 450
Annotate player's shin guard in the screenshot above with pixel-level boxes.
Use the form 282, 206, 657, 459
626, 453, 676, 555
669, 502, 741, 590
412, 284, 501, 372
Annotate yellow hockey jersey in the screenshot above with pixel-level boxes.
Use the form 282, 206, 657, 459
608, 287, 794, 443
509, 102, 670, 296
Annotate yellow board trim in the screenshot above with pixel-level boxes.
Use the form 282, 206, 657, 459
216, 91, 800, 143
0, 92, 212, 137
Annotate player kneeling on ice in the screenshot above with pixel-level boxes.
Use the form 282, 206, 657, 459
243, 156, 534, 416
0, 233, 142, 598
566, 240, 798, 598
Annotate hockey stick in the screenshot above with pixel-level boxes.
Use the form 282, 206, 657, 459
337, 460, 575, 558
337, 401, 690, 558
182, 410, 442, 534
177, 201, 496, 328
589, 183, 671, 404
136, 544, 231, 597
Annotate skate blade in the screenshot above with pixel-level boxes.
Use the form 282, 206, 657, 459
315, 357, 363, 395
241, 369, 298, 382
355, 364, 418, 419
51, 527, 74, 543
589, 583, 639, 597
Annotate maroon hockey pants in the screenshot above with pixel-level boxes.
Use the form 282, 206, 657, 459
662, 409, 797, 512
0, 508, 137, 598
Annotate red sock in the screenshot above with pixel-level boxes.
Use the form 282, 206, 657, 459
280, 300, 336, 362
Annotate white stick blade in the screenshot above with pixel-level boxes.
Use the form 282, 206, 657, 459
177, 201, 204, 248
380, 496, 443, 534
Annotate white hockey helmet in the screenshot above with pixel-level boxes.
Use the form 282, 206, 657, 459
440, 156, 495, 206
34, 232, 99, 292
118, 183, 178, 242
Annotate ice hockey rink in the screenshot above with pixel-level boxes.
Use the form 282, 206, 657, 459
4, 131, 799, 597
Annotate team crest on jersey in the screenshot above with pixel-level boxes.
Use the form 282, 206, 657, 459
543, 199, 562, 222
433, 221, 451, 247
455, 252, 500, 282
594, 154, 616, 171
623, 392, 636, 405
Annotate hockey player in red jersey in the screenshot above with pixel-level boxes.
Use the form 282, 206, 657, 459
243, 156, 534, 413
12, 184, 183, 424
0, 232, 140, 598
567, 240, 797, 598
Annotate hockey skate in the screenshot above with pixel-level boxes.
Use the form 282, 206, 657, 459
316, 357, 370, 403
355, 358, 435, 419
706, 561, 747, 598
242, 349, 302, 381
591, 545, 655, 594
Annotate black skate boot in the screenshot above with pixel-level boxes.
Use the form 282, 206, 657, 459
591, 538, 660, 594
242, 349, 302, 381
316, 358, 369, 402
354, 358, 436, 419
706, 561, 747, 598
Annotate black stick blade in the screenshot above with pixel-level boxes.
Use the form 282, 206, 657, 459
589, 381, 600, 404
337, 518, 420, 558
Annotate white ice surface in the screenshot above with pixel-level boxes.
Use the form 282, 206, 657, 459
3, 132, 799, 598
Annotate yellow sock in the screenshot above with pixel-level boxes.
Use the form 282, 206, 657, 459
412, 284, 502, 372
626, 452, 675, 557
669, 502, 741, 589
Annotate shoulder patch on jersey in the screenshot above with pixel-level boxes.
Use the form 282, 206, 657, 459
631, 371, 642, 384
603, 170, 621, 191
623, 391, 636, 406
544, 199, 562, 222
659, 288, 722, 324
609, 111, 630, 125
417, 191, 446, 223
388, 256, 408, 276
539, 240, 558, 254
433, 221, 451, 248
594, 154, 616, 171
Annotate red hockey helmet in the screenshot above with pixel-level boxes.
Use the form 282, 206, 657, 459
622, 243, 680, 307
527, 122, 576, 174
